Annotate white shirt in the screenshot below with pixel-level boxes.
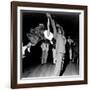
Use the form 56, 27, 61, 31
44, 30, 53, 44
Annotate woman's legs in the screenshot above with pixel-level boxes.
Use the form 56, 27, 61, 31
44, 43, 49, 63
41, 43, 49, 64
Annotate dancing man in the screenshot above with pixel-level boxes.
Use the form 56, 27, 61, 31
47, 13, 66, 76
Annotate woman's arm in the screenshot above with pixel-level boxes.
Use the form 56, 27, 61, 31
46, 13, 57, 39
47, 18, 50, 36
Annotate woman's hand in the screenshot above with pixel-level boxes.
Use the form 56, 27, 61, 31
46, 13, 51, 19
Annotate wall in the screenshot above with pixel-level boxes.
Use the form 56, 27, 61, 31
0, 0, 90, 90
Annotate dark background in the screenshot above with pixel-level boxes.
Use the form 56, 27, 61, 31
22, 11, 79, 45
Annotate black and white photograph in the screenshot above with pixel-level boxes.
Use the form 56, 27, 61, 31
11, 1, 87, 88
22, 11, 79, 78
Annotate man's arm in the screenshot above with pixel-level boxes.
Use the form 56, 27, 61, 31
51, 19, 57, 39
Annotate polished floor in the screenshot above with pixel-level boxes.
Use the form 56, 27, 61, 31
63, 62, 79, 76
22, 61, 79, 78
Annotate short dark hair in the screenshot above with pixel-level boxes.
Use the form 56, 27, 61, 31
56, 24, 64, 35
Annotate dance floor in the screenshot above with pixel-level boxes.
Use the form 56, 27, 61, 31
22, 62, 79, 78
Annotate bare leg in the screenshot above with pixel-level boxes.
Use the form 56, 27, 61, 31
44, 44, 49, 63
69, 48, 72, 62
41, 50, 45, 64
41, 43, 45, 64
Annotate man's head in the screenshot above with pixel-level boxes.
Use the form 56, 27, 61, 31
56, 24, 64, 35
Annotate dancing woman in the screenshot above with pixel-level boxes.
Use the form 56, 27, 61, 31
40, 13, 54, 64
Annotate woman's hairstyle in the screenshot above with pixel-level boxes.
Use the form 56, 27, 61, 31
27, 23, 45, 43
